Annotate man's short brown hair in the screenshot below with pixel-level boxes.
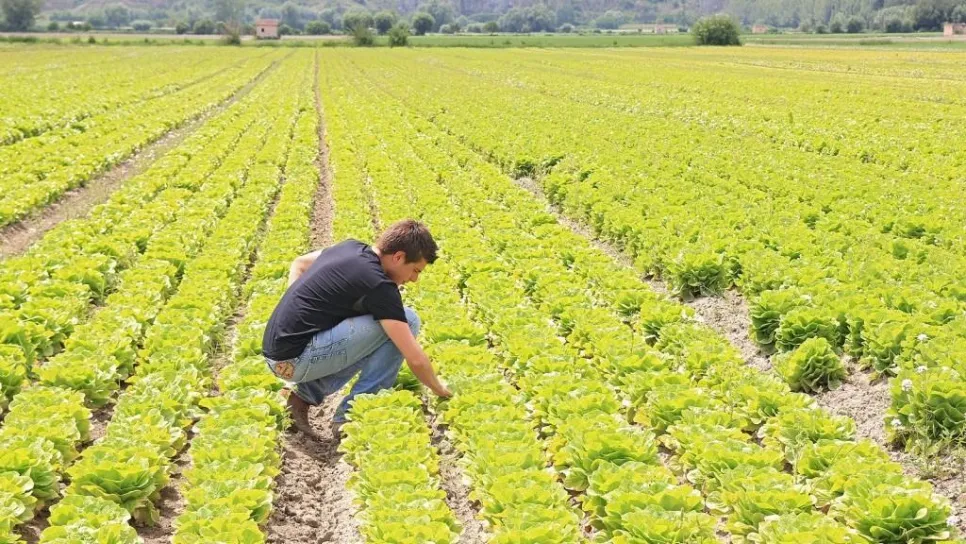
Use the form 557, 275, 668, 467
376, 219, 438, 264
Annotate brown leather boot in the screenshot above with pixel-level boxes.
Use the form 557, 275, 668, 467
286, 391, 319, 440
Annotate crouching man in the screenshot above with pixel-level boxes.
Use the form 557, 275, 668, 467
262, 219, 452, 439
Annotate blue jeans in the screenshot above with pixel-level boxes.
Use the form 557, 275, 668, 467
265, 307, 420, 423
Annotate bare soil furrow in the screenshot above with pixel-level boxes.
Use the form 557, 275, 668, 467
266, 395, 361, 544
427, 410, 488, 544
138, 439, 190, 544
265, 52, 360, 544
311, 61, 335, 251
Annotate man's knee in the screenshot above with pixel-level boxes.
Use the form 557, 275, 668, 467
404, 306, 421, 337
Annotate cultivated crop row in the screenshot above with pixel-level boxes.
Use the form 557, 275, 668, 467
0, 52, 312, 543
332, 49, 966, 452
320, 70, 461, 544
319, 51, 961, 543
0, 49, 285, 228
0, 49, 286, 409
171, 54, 321, 543
0, 48, 267, 147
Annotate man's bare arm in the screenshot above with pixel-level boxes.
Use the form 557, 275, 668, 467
380, 319, 452, 398
288, 250, 322, 286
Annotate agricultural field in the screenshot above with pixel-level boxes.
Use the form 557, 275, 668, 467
1, 43, 965, 544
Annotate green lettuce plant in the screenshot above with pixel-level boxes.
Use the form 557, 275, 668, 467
888, 366, 966, 446
760, 408, 855, 462
831, 471, 952, 543
775, 337, 846, 393
775, 307, 841, 352
610, 506, 718, 543
750, 289, 808, 347
757, 511, 870, 543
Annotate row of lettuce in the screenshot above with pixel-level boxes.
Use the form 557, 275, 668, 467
319, 50, 962, 543
323, 65, 462, 544
170, 53, 322, 542
0, 48, 265, 147
0, 52, 311, 543
0, 49, 283, 229
333, 49, 966, 451
0, 52, 283, 415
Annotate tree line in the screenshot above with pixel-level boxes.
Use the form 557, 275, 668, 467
3, 0, 965, 33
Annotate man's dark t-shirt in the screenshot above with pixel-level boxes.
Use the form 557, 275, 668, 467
262, 240, 407, 361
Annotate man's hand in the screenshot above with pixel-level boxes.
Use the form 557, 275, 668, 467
381, 319, 451, 398
288, 250, 322, 287
435, 384, 453, 398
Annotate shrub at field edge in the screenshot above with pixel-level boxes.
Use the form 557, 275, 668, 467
692, 15, 742, 46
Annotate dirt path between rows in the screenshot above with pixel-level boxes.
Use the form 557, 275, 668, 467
266, 395, 360, 544
264, 53, 361, 544
513, 176, 966, 535
138, 439, 190, 544
0, 58, 281, 259
311, 56, 334, 252
427, 409, 488, 543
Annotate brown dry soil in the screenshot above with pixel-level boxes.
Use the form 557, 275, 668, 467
18, 508, 47, 543
138, 444, 190, 544
0, 58, 281, 259
266, 394, 360, 544
515, 177, 966, 536
427, 408, 488, 543
311, 53, 335, 252
264, 58, 360, 543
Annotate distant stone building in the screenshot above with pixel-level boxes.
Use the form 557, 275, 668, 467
752, 24, 769, 34
944, 22, 966, 37
256, 19, 280, 39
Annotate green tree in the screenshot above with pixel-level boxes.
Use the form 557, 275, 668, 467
374, 10, 396, 34
829, 12, 846, 32
912, 0, 947, 30
594, 9, 624, 29
214, 0, 244, 25
47, 20, 58, 30
692, 14, 742, 45
418, 0, 453, 31
131, 19, 151, 30
556, 0, 575, 24
193, 18, 215, 34
319, 7, 341, 30
439, 22, 455, 33
388, 21, 409, 45
86, 13, 105, 28
482, 20, 498, 32
846, 15, 864, 32
499, 4, 556, 32
220, 20, 242, 44
175, 21, 189, 34
104, 4, 129, 28
305, 20, 330, 34
410, 11, 434, 35
281, 1, 301, 30
351, 23, 374, 45
342, 9, 373, 32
